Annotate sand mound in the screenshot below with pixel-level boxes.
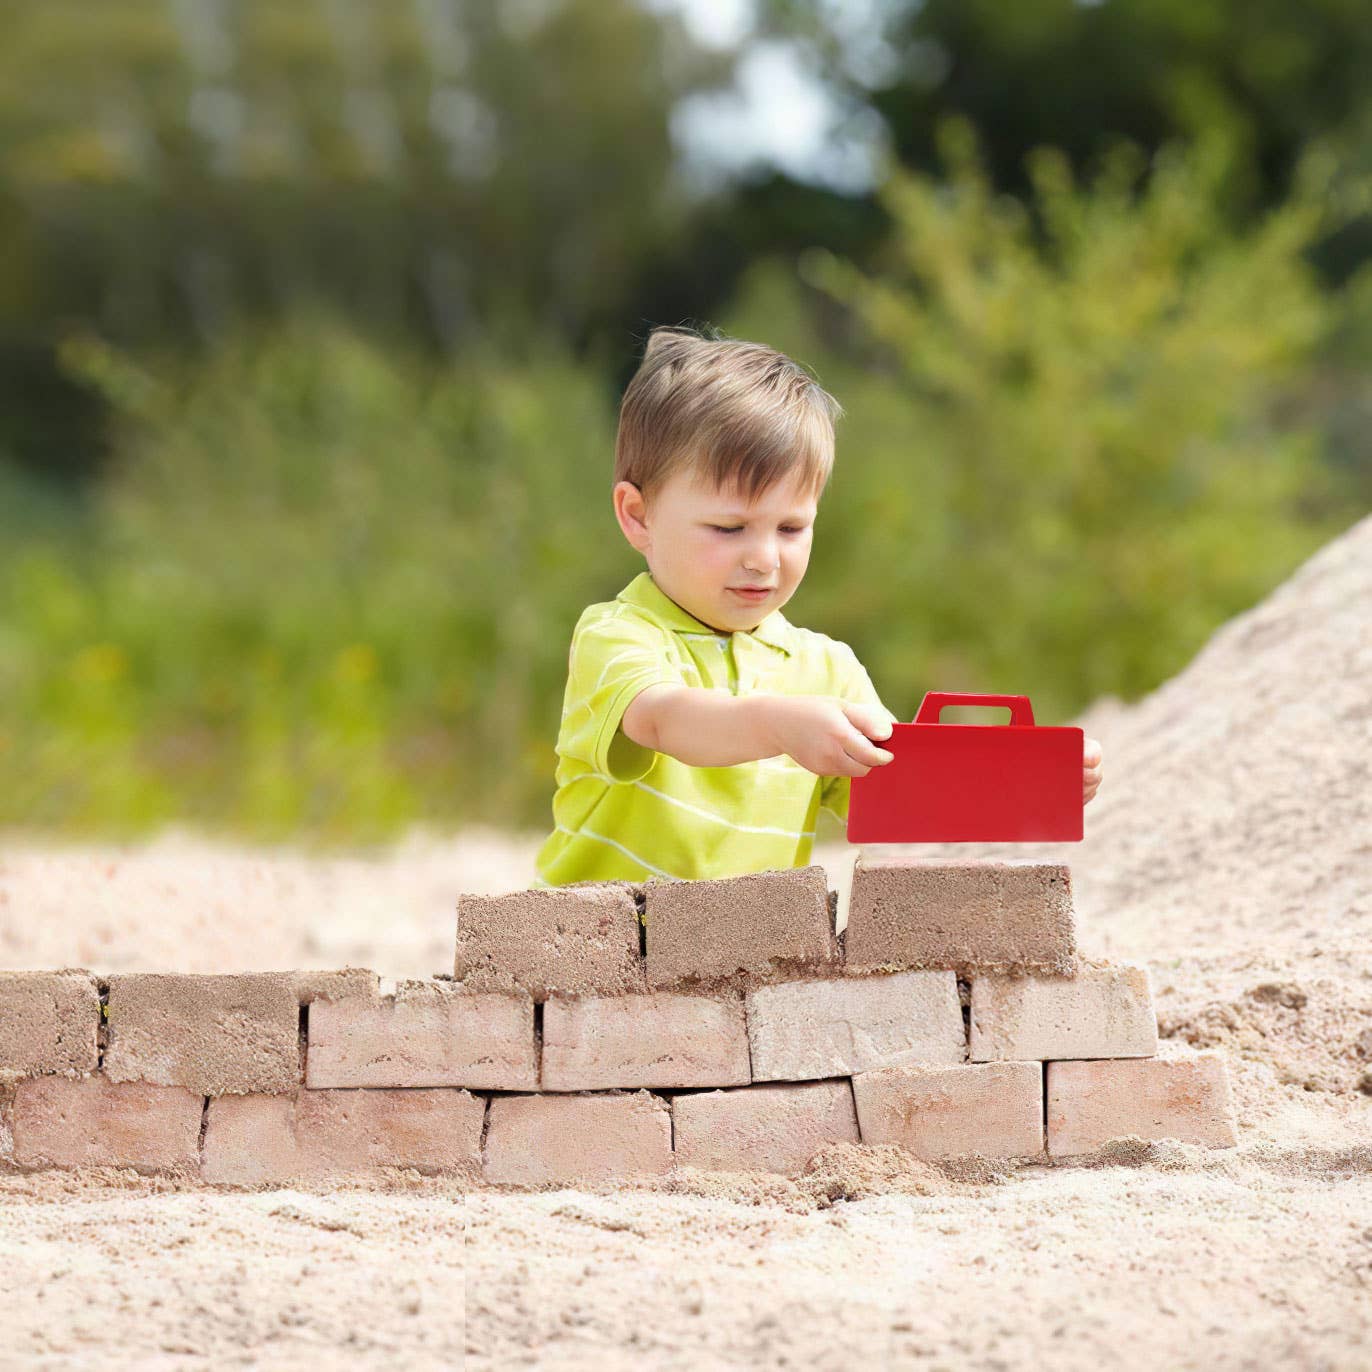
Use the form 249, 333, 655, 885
1159, 974, 1372, 1095
1069, 511, 1371, 955
660, 1143, 1012, 1211
885, 512, 1372, 964
1063, 1135, 1242, 1173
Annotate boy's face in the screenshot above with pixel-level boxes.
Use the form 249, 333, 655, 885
613, 466, 819, 634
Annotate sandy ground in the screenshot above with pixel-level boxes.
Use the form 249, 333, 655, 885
1, 514, 1369, 1369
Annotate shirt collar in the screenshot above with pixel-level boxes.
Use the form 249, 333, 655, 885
617, 571, 793, 655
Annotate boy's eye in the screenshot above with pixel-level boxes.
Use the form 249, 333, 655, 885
710, 525, 807, 534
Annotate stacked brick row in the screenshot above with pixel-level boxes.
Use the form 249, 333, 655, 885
0, 859, 1238, 1186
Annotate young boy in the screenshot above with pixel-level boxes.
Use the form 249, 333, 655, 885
532, 326, 1103, 887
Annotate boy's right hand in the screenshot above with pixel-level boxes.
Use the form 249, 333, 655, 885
761, 695, 897, 777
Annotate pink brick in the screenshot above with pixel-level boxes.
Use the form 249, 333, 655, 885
746, 971, 965, 1081
1046, 1050, 1238, 1158
845, 857, 1077, 976
671, 1080, 859, 1175
542, 992, 749, 1091
104, 973, 300, 1095
0, 970, 100, 1079
483, 1091, 672, 1186
853, 1061, 1044, 1160
456, 882, 644, 1000
306, 980, 535, 1090
11, 1074, 201, 1170
970, 962, 1157, 1061
202, 1094, 297, 1184
202, 1088, 485, 1183
644, 865, 837, 989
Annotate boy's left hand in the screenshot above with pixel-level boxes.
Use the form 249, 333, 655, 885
1083, 737, 1103, 805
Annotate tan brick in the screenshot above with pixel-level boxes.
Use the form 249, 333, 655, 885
103, 973, 300, 1095
747, 971, 965, 1081
11, 1074, 201, 1170
306, 979, 535, 1090
1046, 1050, 1238, 1158
671, 1080, 859, 1175
288, 968, 381, 1004
970, 962, 1157, 1061
483, 1090, 672, 1186
456, 881, 644, 1000
202, 1087, 485, 1183
845, 857, 1077, 976
644, 865, 836, 989
0, 970, 100, 1080
853, 1061, 1044, 1160
542, 991, 749, 1091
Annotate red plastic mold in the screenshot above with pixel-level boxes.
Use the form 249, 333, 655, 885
846, 691, 1083, 843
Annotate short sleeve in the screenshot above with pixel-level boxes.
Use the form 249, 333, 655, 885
557, 612, 686, 784
820, 644, 894, 822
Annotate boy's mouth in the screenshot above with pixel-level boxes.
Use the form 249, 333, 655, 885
729, 587, 773, 601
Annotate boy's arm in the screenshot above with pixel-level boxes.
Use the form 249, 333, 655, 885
623, 684, 777, 769
558, 615, 687, 783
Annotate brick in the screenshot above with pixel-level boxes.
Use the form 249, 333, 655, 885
202, 1088, 485, 1184
644, 865, 836, 989
853, 1061, 1044, 1161
672, 1080, 859, 1175
746, 971, 965, 1081
0, 970, 100, 1080
483, 1090, 672, 1186
202, 1094, 297, 1184
845, 857, 1077, 976
970, 962, 1157, 1061
294, 1086, 486, 1177
542, 991, 749, 1091
456, 881, 644, 1000
103, 973, 300, 1095
306, 979, 536, 1090
1046, 1050, 1238, 1158
11, 1074, 201, 1170
288, 968, 381, 1005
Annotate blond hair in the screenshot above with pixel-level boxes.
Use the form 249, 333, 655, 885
614, 324, 843, 509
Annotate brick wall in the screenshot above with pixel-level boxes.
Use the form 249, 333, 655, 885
0, 858, 1238, 1186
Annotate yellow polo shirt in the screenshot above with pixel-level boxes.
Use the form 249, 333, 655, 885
531, 570, 892, 886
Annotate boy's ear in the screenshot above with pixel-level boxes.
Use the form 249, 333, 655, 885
613, 480, 650, 551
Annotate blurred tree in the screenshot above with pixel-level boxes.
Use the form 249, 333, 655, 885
0, 0, 733, 477
760, 0, 1372, 233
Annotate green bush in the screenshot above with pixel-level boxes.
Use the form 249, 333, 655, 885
0, 318, 629, 840
721, 122, 1366, 725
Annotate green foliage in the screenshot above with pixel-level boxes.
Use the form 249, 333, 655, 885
0, 317, 633, 839
723, 123, 1366, 725
0, 0, 719, 347
0, 124, 1366, 841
